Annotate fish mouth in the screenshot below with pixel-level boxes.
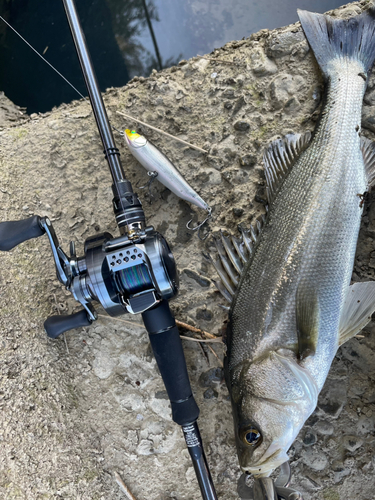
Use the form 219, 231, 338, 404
242, 448, 289, 477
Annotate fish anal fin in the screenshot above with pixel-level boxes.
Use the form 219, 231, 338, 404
296, 283, 320, 360
360, 136, 375, 188
339, 281, 375, 346
206, 219, 267, 306
264, 132, 312, 204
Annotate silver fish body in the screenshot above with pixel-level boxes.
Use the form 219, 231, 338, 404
124, 129, 210, 212
222, 7, 375, 477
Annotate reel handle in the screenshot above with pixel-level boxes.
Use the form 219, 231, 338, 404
44, 309, 93, 338
0, 215, 44, 251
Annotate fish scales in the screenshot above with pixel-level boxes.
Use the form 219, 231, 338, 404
229, 61, 366, 388
219, 6, 375, 478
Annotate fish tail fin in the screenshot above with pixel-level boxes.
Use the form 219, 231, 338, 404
298, 7, 375, 78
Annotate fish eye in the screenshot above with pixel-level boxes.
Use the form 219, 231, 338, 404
240, 427, 262, 447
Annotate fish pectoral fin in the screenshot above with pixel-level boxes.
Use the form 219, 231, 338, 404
360, 137, 375, 188
263, 132, 311, 205
338, 281, 375, 346
296, 284, 320, 360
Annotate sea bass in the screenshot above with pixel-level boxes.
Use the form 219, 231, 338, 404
211, 7, 375, 477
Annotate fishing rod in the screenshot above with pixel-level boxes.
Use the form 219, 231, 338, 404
0, 1, 218, 499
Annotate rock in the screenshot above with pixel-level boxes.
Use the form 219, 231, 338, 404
267, 30, 308, 58
318, 378, 347, 418
303, 429, 317, 446
233, 208, 244, 217
270, 74, 305, 110
0, 92, 27, 128
222, 88, 236, 99
250, 46, 277, 76
92, 347, 117, 379
182, 269, 211, 287
155, 390, 168, 400
284, 96, 301, 113
301, 447, 329, 471
231, 95, 246, 116
234, 121, 250, 131
137, 438, 154, 455
313, 420, 334, 436
364, 86, 375, 106
196, 308, 213, 321
362, 105, 375, 132
322, 487, 340, 500
198, 367, 223, 388
239, 154, 257, 167
342, 435, 363, 452
356, 415, 375, 435
341, 340, 375, 375
203, 388, 218, 399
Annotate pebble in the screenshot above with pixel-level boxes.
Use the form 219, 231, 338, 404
198, 367, 223, 388
341, 341, 375, 375
270, 74, 305, 110
303, 429, 317, 446
267, 30, 308, 58
313, 420, 334, 436
222, 88, 236, 99
301, 448, 329, 471
318, 379, 347, 418
250, 46, 277, 76
234, 121, 250, 132
239, 154, 257, 167
155, 390, 168, 400
233, 208, 244, 217
342, 435, 363, 452
196, 308, 213, 321
204, 388, 218, 399
182, 269, 211, 288
362, 105, 375, 132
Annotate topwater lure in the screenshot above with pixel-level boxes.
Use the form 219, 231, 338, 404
124, 129, 212, 237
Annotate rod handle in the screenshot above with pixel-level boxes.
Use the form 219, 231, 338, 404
0, 216, 44, 251
44, 310, 92, 338
142, 300, 200, 426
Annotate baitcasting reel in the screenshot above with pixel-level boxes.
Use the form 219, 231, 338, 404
0, 212, 178, 338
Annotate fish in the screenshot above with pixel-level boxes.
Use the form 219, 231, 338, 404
209, 6, 375, 478
124, 128, 211, 213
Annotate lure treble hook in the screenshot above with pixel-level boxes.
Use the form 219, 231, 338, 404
186, 207, 212, 241
136, 171, 158, 202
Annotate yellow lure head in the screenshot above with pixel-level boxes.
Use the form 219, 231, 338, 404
124, 129, 147, 148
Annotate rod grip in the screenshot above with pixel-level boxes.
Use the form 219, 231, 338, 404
142, 301, 199, 426
44, 310, 92, 338
0, 216, 44, 251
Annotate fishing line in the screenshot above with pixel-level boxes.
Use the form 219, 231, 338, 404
0, 16, 126, 137
0, 15, 86, 100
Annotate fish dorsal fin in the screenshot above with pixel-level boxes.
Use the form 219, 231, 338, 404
296, 283, 320, 360
264, 132, 312, 204
360, 136, 375, 188
338, 281, 375, 346
206, 217, 266, 304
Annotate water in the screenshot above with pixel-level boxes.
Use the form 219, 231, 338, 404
0, 0, 345, 114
